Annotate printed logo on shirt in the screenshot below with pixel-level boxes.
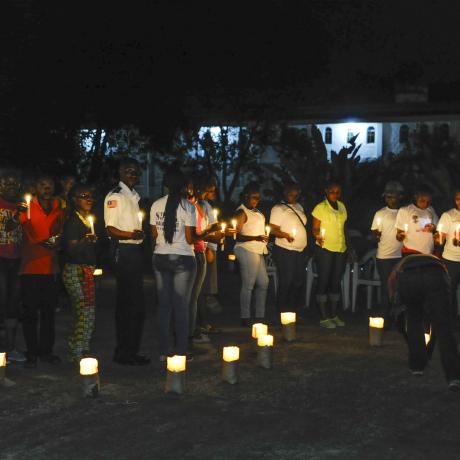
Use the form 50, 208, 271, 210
107, 200, 117, 208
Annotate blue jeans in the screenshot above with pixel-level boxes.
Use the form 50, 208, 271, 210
234, 246, 268, 319
189, 252, 207, 336
153, 254, 196, 355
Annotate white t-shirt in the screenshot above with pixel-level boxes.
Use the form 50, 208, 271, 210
371, 207, 402, 259
202, 200, 217, 251
269, 202, 307, 252
395, 204, 438, 254
234, 204, 267, 255
104, 181, 143, 245
438, 208, 460, 261
150, 195, 196, 256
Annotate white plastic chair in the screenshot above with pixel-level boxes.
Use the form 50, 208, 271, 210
351, 249, 381, 313
265, 244, 278, 298
305, 256, 351, 311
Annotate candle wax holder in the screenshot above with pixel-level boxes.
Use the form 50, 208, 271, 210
165, 370, 185, 394
257, 346, 273, 369
369, 326, 384, 347
222, 361, 238, 384
282, 323, 296, 342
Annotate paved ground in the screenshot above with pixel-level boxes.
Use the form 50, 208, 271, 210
1, 264, 460, 460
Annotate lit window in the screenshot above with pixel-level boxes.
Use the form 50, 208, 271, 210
347, 129, 355, 143
399, 125, 409, 143
367, 127, 375, 144
324, 127, 332, 144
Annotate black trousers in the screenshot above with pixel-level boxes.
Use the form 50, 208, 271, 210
376, 258, 401, 316
315, 246, 347, 296
442, 258, 460, 317
113, 244, 145, 358
272, 245, 305, 312
398, 266, 460, 381
0, 257, 21, 322
21, 274, 58, 357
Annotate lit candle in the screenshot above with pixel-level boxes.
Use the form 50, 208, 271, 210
228, 254, 236, 261
222, 347, 239, 384
425, 333, 431, 345
437, 223, 443, 244
88, 215, 95, 235
223, 346, 240, 362
167, 355, 186, 373
369, 317, 384, 347
321, 228, 326, 239
404, 223, 409, 233
252, 323, 268, 339
265, 225, 271, 236
138, 211, 144, 230
213, 208, 219, 221
232, 219, 237, 240
257, 334, 274, 347
281, 312, 296, 342
93, 268, 103, 276
25, 194, 32, 220
0, 352, 6, 382
166, 355, 186, 394
79, 357, 99, 398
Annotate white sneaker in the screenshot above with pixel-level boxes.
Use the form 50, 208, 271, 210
7, 349, 26, 363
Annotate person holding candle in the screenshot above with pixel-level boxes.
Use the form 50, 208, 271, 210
186, 175, 223, 345
62, 184, 98, 363
150, 169, 220, 361
269, 181, 307, 315
437, 187, 460, 318
233, 182, 269, 326
104, 158, 149, 366
311, 182, 348, 328
370, 181, 404, 322
18, 174, 64, 367
395, 185, 438, 256
0, 169, 26, 363
201, 178, 224, 316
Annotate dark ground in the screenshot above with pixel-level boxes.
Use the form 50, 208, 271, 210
1, 262, 460, 460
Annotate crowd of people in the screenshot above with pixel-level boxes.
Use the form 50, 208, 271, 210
1, 157, 460, 391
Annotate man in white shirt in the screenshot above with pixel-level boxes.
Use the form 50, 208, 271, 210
396, 185, 438, 256
370, 181, 404, 320
104, 158, 149, 366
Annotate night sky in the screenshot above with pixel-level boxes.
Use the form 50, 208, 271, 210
2, 0, 460, 134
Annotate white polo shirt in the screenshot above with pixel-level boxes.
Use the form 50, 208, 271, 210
269, 202, 307, 252
395, 204, 438, 254
104, 181, 143, 245
438, 208, 460, 262
150, 195, 196, 256
371, 207, 402, 259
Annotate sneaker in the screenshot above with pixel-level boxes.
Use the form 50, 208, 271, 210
331, 316, 345, 327
193, 333, 211, 344
411, 369, 424, 376
201, 324, 222, 335
448, 380, 460, 393
7, 349, 26, 362
320, 319, 336, 329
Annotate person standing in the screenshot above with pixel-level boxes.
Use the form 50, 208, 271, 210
62, 184, 97, 362
370, 181, 404, 321
395, 185, 438, 256
269, 181, 307, 314
104, 158, 149, 366
311, 182, 348, 329
0, 170, 26, 362
19, 175, 64, 367
437, 187, 460, 318
389, 254, 460, 392
233, 182, 269, 326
